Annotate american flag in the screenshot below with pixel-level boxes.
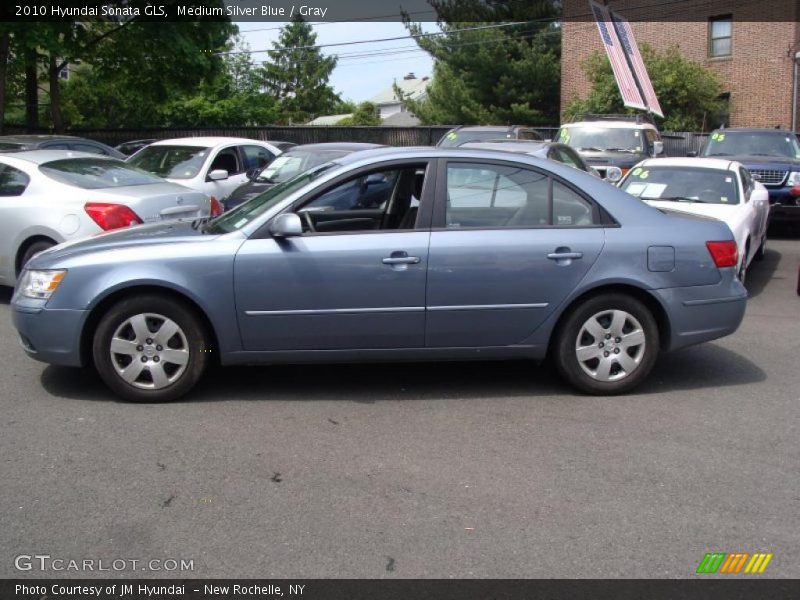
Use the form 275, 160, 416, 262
589, 1, 646, 111
612, 14, 664, 117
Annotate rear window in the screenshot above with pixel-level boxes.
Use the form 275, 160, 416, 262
0, 143, 25, 151
127, 145, 210, 179
438, 130, 509, 148
40, 158, 164, 189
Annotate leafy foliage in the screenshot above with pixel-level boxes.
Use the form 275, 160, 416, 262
563, 44, 726, 131
259, 16, 340, 124
336, 103, 381, 126
402, 0, 561, 126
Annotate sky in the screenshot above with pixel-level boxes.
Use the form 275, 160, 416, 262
238, 22, 439, 104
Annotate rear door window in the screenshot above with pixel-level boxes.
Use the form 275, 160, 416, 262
0, 164, 30, 196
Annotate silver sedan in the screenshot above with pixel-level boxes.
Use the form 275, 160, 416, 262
0, 150, 213, 286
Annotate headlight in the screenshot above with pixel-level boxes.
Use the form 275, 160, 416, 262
605, 166, 623, 183
18, 269, 66, 299
786, 171, 800, 186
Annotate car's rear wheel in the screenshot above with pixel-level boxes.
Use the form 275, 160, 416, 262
554, 293, 659, 395
19, 240, 55, 272
92, 295, 210, 402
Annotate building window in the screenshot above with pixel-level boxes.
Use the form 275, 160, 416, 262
709, 16, 732, 57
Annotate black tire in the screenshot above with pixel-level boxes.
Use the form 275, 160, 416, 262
92, 294, 210, 402
738, 243, 749, 284
754, 236, 766, 261
19, 240, 55, 272
553, 293, 659, 395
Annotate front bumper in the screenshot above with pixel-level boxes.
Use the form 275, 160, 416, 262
652, 271, 747, 351
12, 301, 87, 367
767, 188, 800, 222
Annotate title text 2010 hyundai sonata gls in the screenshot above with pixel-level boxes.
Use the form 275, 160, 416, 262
11, 147, 747, 402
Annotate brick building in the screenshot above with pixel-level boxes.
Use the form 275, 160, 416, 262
561, 0, 800, 128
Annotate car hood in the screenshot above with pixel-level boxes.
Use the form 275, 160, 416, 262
224, 180, 276, 206
578, 152, 645, 169
704, 154, 800, 168
28, 219, 219, 269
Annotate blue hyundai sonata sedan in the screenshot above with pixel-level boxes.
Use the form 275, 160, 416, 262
11, 147, 747, 402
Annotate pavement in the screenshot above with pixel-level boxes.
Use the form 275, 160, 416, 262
0, 236, 798, 579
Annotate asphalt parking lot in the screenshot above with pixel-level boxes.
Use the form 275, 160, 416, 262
1, 235, 798, 579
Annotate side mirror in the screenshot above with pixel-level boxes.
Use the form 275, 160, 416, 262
364, 173, 386, 186
605, 166, 623, 183
686, 150, 698, 158
207, 169, 229, 181
652, 141, 664, 156
245, 168, 260, 181
269, 213, 303, 238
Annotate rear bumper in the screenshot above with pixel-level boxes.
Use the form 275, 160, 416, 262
653, 273, 747, 351
12, 303, 86, 367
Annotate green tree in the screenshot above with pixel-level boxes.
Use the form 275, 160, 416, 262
259, 16, 339, 123
402, 0, 561, 125
563, 44, 725, 131
336, 102, 380, 125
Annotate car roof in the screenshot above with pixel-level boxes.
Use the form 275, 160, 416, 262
150, 137, 278, 147
460, 141, 549, 153
0, 149, 118, 164
285, 142, 386, 152
636, 157, 738, 170
331, 146, 576, 169
0, 134, 86, 144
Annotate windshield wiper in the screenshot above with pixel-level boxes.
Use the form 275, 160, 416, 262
604, 147, 638, 153
652, 196, 708, 203
577, 146, 603, 152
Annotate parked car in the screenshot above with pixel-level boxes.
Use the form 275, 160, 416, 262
115, 139, 156, 156
127, 137, 287, 204
224, 142, 384, 211
12, 147, 746, 402
619, 157, 769, 283
0, 135, 126, 159
556, 114, 664, 181
460, 140, 606, 178
0, 151, 213, 286
437, 125, 544, 147
695, 127, 800, 224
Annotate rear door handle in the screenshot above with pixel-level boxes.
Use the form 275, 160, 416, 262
547, 252, 583, 260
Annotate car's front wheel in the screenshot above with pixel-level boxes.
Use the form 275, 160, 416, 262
554, 293, 659, 395
92, 295, 210, 402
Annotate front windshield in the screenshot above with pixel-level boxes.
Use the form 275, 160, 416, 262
40, 158, 164, 189
558, 126, 647, 153
621, 166, 739, 205
702, 131, 800, 158
128, 145, 210, 179
205, 163, 336, 234
257, 149, 349, 183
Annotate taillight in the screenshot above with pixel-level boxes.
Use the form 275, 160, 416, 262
210, 196, 223, 216
84, 203, 143, 231
706, 241, 738, 268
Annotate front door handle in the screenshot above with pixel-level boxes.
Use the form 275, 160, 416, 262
382, 256, 420, 265
547, 251, 583, 260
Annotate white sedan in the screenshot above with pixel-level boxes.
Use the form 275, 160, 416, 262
619, 157, 769, 283
127, 137, 288, 205
0, 151, 212, 286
